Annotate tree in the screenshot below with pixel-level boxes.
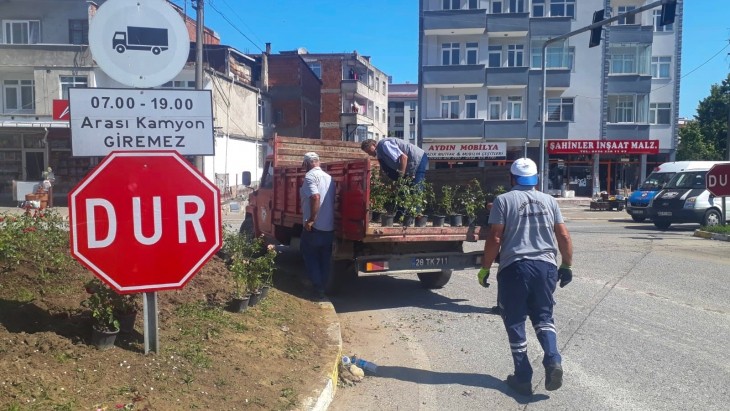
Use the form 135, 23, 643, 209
676, 120, 721, 160
693, 73, 730, 159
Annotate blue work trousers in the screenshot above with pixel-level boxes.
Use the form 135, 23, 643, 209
300, 229, 334, 292
497, 259, 561, 383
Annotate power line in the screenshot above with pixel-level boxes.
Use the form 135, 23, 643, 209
651, 40, 730, 93
218, 0, 266, 48
206, 0, 264, 52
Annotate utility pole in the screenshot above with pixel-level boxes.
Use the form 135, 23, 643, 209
194, 0, 205, 172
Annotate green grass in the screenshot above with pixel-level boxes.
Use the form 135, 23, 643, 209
700, 224, 730, 234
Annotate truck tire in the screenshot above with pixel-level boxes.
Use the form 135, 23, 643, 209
417, 269, 452, 289
240, 214, 254, 239
702, 209, 722, 227
115, 45, 125, 53
152, 47, 161, 55
653, 220, 671, 230
631, 215, 646, 223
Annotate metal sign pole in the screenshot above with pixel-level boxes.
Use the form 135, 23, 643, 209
143, 292, 159, 354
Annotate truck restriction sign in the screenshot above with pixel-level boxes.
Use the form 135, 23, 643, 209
89, 0, 190, 87
68, 151, 221, 293
706, 163, 730, 197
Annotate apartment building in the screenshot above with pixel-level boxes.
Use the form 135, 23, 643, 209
388, 82, 419, 145
288, 50, 388, 141
0, 0, 271, 205
418, 0, 682, 196
255, 45, 322, 139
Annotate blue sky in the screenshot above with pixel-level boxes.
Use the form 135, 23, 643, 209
174, 0, 728, 119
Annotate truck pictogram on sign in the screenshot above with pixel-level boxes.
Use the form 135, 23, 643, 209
113, 26, 169, 55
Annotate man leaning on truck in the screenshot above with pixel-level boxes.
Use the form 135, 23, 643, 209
361, 138, 429, 184
299, 152, 336, 300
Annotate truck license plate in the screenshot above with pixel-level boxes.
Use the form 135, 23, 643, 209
412, 257, 448, 268
657, 211, 672, 216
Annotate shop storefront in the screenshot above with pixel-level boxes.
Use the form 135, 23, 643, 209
424, 141, 507, 169
547, 139, 667, 197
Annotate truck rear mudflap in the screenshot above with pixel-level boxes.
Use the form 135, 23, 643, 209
355, 250, 482, 275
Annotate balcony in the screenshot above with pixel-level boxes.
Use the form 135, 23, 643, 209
423, 9, 486, 36
341, 79, 372, 99
609, 25, 654, 44
486, 66, 529, 88
422, 65, 486, 88
530, 17, 572, 37
0, 44, 91, 67
421, 119, 485, 140
607, 75, 651, 94
606, 124, 650, 140
340, 112, 372, 130
484, 120, 527, 139
487, 13, 529, 37
528, 69, 571, 89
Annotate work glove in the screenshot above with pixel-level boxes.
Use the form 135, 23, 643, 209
558, 264, 573, 288
477, 267, 491, 288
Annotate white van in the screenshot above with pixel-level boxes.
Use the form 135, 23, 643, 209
625, 161, 719, 222
648, 161, 730, 229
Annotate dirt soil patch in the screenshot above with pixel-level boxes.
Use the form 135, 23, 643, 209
0, 252, 335, 410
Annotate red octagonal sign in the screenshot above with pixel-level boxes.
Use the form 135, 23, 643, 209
69, 151, 221, 293
706, 163, 730, 197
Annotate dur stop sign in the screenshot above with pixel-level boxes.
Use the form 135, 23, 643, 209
69, 151, 221, 293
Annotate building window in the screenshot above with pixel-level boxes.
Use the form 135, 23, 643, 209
382, 81, 386, 94
531, 40, 573, 69
490, 0, 503, 14
409, 101, 417, 110
409, 116, 416, 125
488, 46, 502, 67
443, 0, 460, 10
468, 0, 479, 9
549, 0, 575, 18
608, 45, 650, 75
69, 19, 88, 45
409, 130, 416, 140
394, 130, 404, 138
382, 108, 386, 123
653, 10, 674, 32
257, 98, 264, 124
650, 103, 671, 125
465, 94, 478, 119
308, 62, 321, 79
3, 20, 40, 44
508, 0, 525, 13
60, 76, 87, 99
466, 42, 478, 65
507, 96, 522, 120
440, 95, 459, 119
375, 77, 380, 92
442, 42, 460, 65
532, 0, 545, 17
489, 96, 501, 120
608, 95, 648, 124
547, 97, 574, 121
651, 56, 671, 79
617, 6, 637, 25
507, 44, 524, 67
3, 79, 35, 112
161, 80, 195, 89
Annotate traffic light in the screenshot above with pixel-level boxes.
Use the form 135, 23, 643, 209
589, 9, 605, 48
659, 0, 677, 26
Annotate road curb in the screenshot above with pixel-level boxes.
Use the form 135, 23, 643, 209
693, 230, 730, 241
302, 300, 342, 411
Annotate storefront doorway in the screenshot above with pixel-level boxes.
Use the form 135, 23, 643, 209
24, 151, 45, 180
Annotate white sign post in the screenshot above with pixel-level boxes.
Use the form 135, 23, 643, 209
89, 0, 190, 88
69, 88, 214, 156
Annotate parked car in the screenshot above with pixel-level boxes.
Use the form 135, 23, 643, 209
647, 161, 730, 229
626, 161, 719, 222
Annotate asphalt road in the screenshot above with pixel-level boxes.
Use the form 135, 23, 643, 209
329, 207, 730, 410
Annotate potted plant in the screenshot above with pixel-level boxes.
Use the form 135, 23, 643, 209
112, 292, 140, 334
457, 179, 486, 226
369, 172, 388, 222
82, 280, 120, 350
399, 179, 429, 227
256, 244, 277, 301
438, 185, 461, 227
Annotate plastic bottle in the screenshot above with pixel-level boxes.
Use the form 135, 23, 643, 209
350, 355, 378, 374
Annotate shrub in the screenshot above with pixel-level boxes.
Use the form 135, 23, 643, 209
222, 233, 277, 297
